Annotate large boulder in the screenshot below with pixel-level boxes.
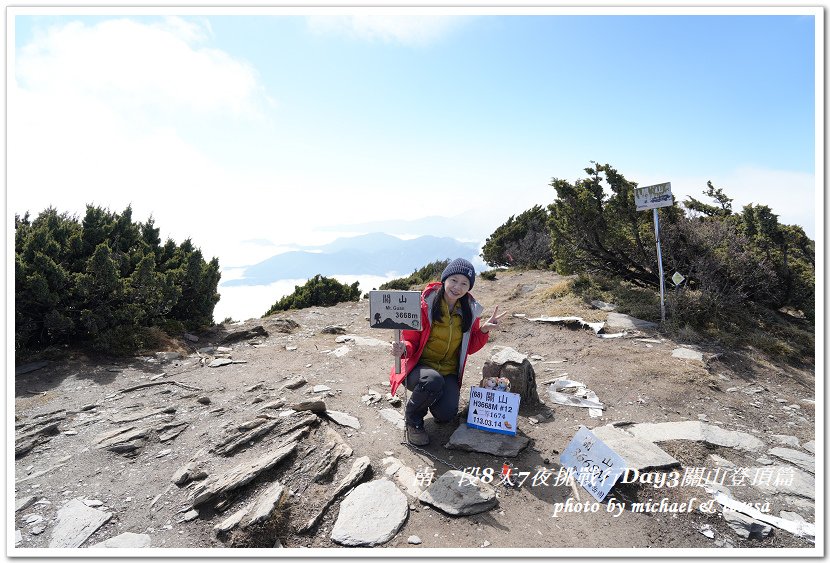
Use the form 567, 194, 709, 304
481, 346, 540, 411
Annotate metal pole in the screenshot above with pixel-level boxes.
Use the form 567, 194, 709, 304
653, 208, 666, 322
395, 327, 406, 443
394, 329, 402, 374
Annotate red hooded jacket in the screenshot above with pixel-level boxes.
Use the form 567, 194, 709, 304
389, 282, 489, 395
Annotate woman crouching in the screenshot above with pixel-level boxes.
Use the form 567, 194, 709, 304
390, 258, 505, 446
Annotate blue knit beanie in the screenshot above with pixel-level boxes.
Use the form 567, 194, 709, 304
441, 258, 476, 290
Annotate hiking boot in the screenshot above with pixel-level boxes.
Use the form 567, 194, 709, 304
406, 424, 429, 446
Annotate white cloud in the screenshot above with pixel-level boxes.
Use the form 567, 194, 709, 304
636, 167, 817, 239
306, 15, 466, 47
16, 17, 269, 118
9, 17, 283, 253
213, 273, 396, 323
160, 15, 214, 44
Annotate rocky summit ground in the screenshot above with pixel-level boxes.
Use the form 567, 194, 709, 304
13, 270, 818, 554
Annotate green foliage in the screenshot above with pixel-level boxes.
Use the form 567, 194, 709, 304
481, 205, 553, 268
543, 162, 814, 325
263, 275, 361, 315
684, 180, 733, 217
15, 205, 221, 355
479, 269, 498, 281
547, 163, 684, 287
379, 259, 450, 290
471, 160, 815, 362
665, 192, 814, 322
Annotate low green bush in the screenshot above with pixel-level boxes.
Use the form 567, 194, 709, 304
263, 275, 361, 315
379, 259, 450, 290
15, 205, 220, 357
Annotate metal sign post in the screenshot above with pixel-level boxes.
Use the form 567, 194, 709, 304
653, 208, 666, 322
634, 182, 673, 323
394, 329, 401, 374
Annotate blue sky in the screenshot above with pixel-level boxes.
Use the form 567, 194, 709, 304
9, 8, 820, 320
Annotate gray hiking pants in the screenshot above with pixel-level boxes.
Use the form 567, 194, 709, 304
403, 364, 460, 428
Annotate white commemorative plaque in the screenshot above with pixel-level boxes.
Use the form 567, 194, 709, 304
466, 386, 520, 436
559, 426, 627, 502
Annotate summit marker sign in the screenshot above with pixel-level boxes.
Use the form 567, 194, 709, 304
368, 291, 422, 331
369, 290, 422, 375
634, 182, 673, 211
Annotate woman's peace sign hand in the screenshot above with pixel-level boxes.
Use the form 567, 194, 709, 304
480, 305, 508, 334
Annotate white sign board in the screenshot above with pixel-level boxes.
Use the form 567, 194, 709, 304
672, 271, 685, 286
467, 386, 520, 436
368, 290, 422, 331
634, 182, 673, 211
559, 426, 627, 502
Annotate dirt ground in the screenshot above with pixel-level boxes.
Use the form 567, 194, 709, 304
12, 269, 817, 553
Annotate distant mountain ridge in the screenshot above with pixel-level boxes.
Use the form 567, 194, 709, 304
222, 233, 480, 287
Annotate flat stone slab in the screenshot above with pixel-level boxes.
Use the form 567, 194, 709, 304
604, 312, 658, 331
295, 456, 374, 535
740, 465, 815, 500
335, 456, 373, 497
336, 335, 389, 347
591, 425, 680, 471
208, 358, 233, 368
591, 300, 617, 311
244, 480, 286, 527
111, 406, 175, 424
15, 496, 37, 512
803, 441, 815, 454
287, 399, 327, 413
723, 508, 772, 539
324, 410, 361, 430
89, 532, 151, 548
214, 507, 248, 534
329, 346, 350, 357
49, 498, 113, 548
282, 377, 306, 390
528, 316, 604, 334
191, 439, 298, 506
379, 408, 405, 431
16, 361, 49, 375
157, 352, 182, 362
770, 434, 800, 448
768, 447, 815, 475
330, 479, 408, 546
489, 346, 528, 365
221, 325, 267, 344
780, 511, 806, 524
625, 421, 764, 452
445, 424, 529, 457
419, 470, 498, 515
384, 460, 427, 499
671, 347, 704, 361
